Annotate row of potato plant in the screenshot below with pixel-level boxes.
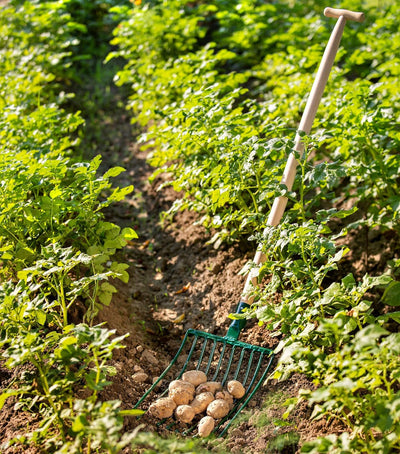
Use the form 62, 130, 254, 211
0, 1, 141, 452
111, 0, 400, 451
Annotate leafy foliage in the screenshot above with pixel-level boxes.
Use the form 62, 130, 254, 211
299, 326, 400, 453
0, 1, 140, 452
111, 0, 400, 237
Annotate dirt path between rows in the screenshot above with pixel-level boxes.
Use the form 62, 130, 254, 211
92, 92, 344, 453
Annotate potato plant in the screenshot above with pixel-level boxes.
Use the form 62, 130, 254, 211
0, 1, 140, 452
298, 325, 400, 453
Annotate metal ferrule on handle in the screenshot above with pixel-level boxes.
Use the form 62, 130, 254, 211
226, 301, 251, 340
242, 7, 364, 302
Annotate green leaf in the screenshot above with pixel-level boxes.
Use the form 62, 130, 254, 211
388, 312, 400, 324
60, 336, 78, 347
17, 269, 29, 281
354, 325, 389, 349
282, 397, 299, 419
335, 206, 358, 218
382, 281, 400, 306
35, 310, 47, 326
342, 316, 358, 334
84, 370, 110, 391
101, 282, 117, 293
104, 238, 122, 249
49, 188, 62, 199
108, 185, 134, 202
0, 390, 20, 411
333, 377, 356, 391
104, 166, 125, 178
121, 227, 138, 240
72, 414, 89, 433
342, 273, 356, 289
99, 291, 113, 306
111, 262, 130, 283
116, 269, 129, 283
332, 248, 349, 263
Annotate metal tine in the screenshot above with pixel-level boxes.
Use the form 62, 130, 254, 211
184, 350, 273, 436
233, 347, 247, 381
216, 352, 274, 436
195, 336, 208, 371
217, 355, 274, 436
177, 333, 200, 379
134, 331, 194, 408
158, 337, 212, 433
204, 338, 217, 376
241, 353, 264, 400
221, 344, 236, 386
241, 349, 255, 386
211, 342, 228, 381
243, 351, 265, 394
218, 352, 264, 422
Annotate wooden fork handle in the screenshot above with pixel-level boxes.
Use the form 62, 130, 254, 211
324, 7, 365, 22
241, 7, 365, 303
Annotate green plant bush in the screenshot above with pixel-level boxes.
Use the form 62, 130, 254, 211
0, 1, 140, 452
298, 325, 400, 453
111, 0, 400, 238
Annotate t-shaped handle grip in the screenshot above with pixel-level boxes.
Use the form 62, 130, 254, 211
324, 7, 365, 22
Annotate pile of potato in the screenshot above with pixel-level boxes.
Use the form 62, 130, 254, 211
148, 370, 245, 437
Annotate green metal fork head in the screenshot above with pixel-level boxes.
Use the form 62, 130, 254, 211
135, 302, 274, 436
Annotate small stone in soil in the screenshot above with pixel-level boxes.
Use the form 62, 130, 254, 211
132, 372, 149, 383
133, 365, 144, 373
136, 345, 144, 353
114, 362, 124, 372
212, 263, 222, 274
230, 428, 244, 438
141, 349, 158, 365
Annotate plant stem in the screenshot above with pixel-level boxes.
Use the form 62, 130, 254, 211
34, 359, 66, 442
87, 435, 92, 454
58, 274, 68, 327
246, 187, 259, 213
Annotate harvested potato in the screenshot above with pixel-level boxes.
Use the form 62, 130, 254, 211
227, 380, 245, 399
168, 379, 195, 395
175, 404, 196, 423
148, 397, 177, 419
207, 398, 230, 419
198, 415, 215, 438
215, 390, 234, 409
196, 381, 222, 395
190, 391, 214, 414
182, 370, 207, 387
169, 387, 194, 405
